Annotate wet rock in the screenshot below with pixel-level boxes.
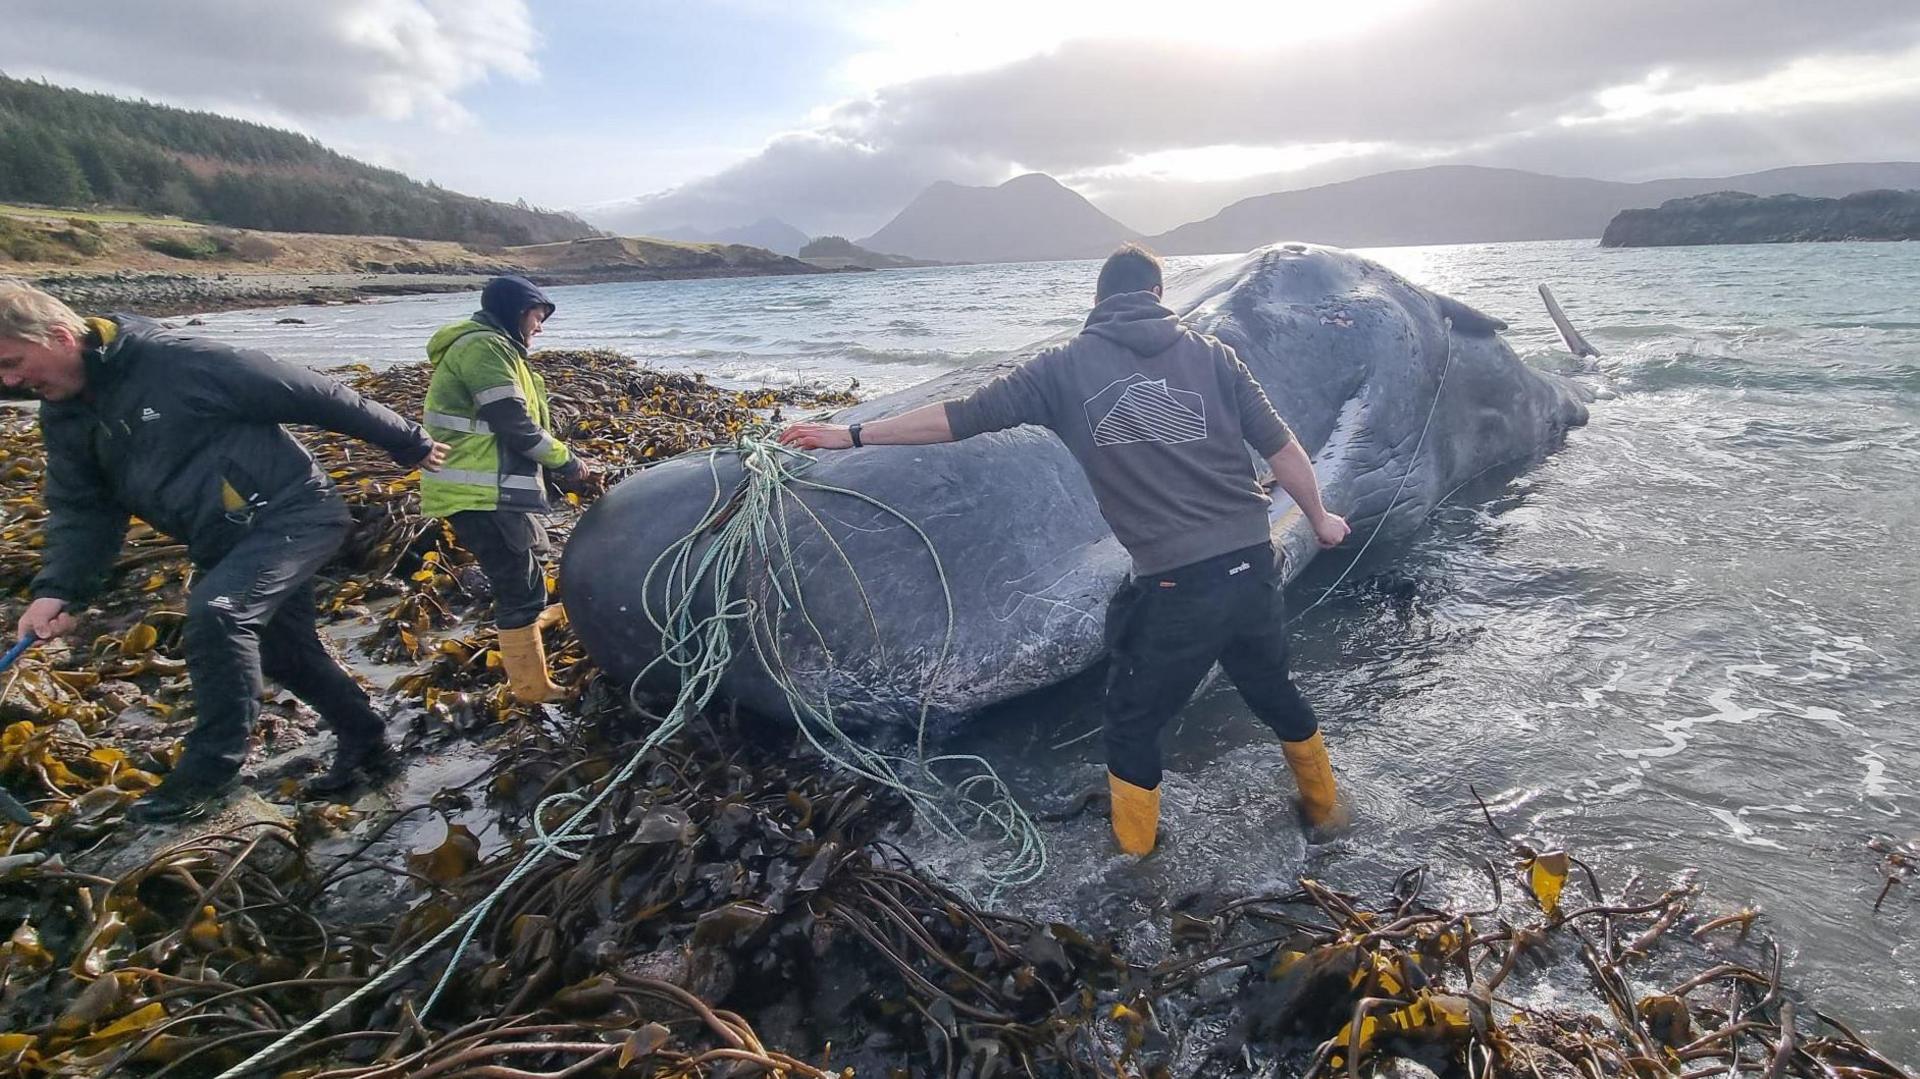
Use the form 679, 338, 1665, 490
1372, 1060, 1443, 1079
619, 946, 691, 987
86, 790, 292, 880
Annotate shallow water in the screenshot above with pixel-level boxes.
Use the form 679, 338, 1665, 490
187, 238, 1920, 1057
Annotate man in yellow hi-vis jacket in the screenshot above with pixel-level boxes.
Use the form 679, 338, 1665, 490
420, 276, 599, 701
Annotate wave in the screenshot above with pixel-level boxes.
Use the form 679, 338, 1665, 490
834, 344, 1003, 368
726, 365, 840, 389
1810, 320, 1920, 331
1609, 353, 1920, 395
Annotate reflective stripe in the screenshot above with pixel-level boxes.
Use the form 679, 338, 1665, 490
425, 410, 492, 434
473, 383, 525, 406
530, 433, 560, 459
430, 468, 544, 490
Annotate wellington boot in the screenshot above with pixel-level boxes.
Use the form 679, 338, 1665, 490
304, 736, 399, 799
1107, 771, 1161, 856
534, 603, 566, 631
1282, 731, 1347, 831
498, 623, 563, 703
127, 771, 241, 824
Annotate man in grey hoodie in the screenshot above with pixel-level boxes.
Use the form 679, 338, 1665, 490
779, 244, 1350, 855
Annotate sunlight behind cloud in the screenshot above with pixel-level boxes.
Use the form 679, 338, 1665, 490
1565, 45, 1920, 127
835, 0, 1433, 90
1071, 141, 1393, 183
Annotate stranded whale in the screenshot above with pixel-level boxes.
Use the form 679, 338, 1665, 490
560, 243, 1591, 732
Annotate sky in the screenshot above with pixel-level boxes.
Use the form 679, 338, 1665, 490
3, 0, 1920, 238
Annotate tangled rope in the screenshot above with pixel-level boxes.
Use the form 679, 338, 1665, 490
636, 435, 1045, 892
214, 430, 1044, 1078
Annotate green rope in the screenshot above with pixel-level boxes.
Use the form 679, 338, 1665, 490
636, 434, 1047, 894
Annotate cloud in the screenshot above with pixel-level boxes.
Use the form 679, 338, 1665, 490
0, 0, 538, 128
1078, 87, 1920, 233
592, 0, 1920, 235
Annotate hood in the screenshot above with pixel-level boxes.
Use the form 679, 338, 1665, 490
1081, 290, 1185, 356
426, 318, 507, 368
75, 313, 164, 388
479, 275, 554, 333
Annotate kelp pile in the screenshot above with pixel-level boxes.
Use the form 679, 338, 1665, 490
0, 348, 1914, 1077
1133, 803, 1920, 1078
4, 705, 1913, 1078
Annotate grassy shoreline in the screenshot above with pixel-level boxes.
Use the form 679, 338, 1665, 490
2, 205, 849, 317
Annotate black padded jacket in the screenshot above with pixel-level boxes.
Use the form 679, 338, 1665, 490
31, 315, 432, 602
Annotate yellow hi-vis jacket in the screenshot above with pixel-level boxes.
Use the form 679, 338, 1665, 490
418, 316, 573, 516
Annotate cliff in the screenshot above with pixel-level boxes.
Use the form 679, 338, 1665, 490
1601, 189, 1920, 247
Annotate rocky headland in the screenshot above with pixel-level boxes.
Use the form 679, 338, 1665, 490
1601, 188, 1920, 246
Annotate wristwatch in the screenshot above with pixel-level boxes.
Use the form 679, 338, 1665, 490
849, 422, 864, 448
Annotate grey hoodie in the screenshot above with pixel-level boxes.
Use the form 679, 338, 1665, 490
945, 290, 1294, 574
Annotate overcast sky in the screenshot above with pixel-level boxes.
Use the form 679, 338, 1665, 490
5, 0, 1919, 236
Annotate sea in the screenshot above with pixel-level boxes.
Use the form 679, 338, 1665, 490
185, 238, 1920, 1057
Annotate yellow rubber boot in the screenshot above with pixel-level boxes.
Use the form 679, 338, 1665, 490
534, 603, 566, 631
1282, 731, 1347, 830
1108, 772, 1161, 855
497, 623, 562, 703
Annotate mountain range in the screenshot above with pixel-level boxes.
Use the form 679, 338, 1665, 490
1144, 162, 1920, 255
701, 161, 1919, 265
587, 161, 1920, 266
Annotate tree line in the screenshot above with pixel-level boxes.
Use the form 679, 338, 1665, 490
0, 75, 600, 247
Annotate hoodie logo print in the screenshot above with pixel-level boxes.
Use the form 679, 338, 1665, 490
1084, 373, 1208, 447
140, 408, 161, 422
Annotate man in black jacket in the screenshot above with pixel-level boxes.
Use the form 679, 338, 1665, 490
1, 281, 449, 822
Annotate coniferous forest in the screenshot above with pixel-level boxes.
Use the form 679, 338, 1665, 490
0, 75, 599, 246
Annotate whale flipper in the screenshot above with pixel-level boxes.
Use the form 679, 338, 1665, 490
1539, 284, 1601, 358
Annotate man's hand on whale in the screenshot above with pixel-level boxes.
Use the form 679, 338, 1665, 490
1311, 514, 1350, 548
1267, 437, 1350, 549
777, 403, 953, 452
777, 422, 853, 450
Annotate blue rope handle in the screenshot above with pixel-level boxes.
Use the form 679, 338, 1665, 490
0, 634, 36, 675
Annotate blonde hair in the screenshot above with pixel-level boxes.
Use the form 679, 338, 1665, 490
0, 279, 87, 345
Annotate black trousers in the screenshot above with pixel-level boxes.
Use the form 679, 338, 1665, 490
448, 510, 549, 630
175, 499, 386, 784
1102, 542, 1319, 790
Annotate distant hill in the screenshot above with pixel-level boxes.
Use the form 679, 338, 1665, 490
652, 217, 810, 255
861, 174, 1137, 264
1602, 189, 1920, 247
1146, 162, 1920, 253
0, 74, 598, 246
796, 235, 939, 270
